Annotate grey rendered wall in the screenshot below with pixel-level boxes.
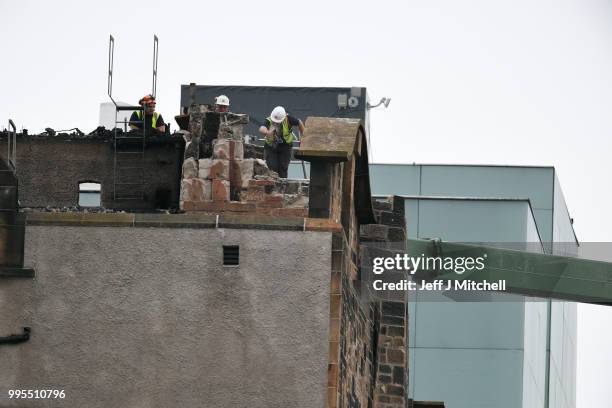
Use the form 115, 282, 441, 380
0, 226, 331, 408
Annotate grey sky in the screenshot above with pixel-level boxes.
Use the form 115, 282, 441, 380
2, 0, 611, 405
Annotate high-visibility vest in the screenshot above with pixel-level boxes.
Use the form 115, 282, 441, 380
265, 117, 294, 145
136, 111, 160, 128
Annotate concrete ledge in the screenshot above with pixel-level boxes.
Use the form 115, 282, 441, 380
26, 212, 136, 226
305, 218, 343, 233
24, 212, 345, 233
134, 213, 216, 228
25, 212, 304, 231
218, 214, 304, 231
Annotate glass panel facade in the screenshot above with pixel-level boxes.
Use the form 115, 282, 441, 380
369, 164, 577, 408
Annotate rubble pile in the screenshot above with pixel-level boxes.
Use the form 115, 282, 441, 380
19, 206, 179, 214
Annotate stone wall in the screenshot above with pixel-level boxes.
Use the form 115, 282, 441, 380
328, 196, 409, 408
368, 197, 409, 407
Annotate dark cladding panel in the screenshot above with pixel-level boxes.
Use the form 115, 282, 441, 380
180, 85, 368, 139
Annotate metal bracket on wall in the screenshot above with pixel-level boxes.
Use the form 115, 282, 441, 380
0, 267, 35, 278
0, 327, 30, 345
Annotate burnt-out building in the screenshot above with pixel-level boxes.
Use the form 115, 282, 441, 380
0, 114, 426, 407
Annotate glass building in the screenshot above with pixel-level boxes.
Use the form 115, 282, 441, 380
370, 164, 577, 408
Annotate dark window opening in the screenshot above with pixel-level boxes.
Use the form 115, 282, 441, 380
78, 182, 101, 207
223, 245, 239, 266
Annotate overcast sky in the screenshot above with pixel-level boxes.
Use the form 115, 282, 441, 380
2, 0, 611, 405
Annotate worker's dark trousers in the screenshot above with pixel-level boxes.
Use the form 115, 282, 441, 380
264, 143, 292, 178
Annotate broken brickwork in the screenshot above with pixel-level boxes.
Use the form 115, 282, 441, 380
179, 107, 309, 216
184, 104, 250, 159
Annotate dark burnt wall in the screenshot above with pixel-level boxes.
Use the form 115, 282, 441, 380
0, 134, 184, 210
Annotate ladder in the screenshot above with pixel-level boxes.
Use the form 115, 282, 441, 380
107, 34, 159, 201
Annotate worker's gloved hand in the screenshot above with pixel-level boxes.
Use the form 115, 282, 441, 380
265, 129, 276, 144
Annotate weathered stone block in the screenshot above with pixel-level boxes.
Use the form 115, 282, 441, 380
392, 366, 404, 385
198, 158, 213, 179
387, 227, 406, 243
210, 159, 229, 180
180, 178, 211, 202
271, 208, 308, 217
184, 138, 200, 160
372, 198, 392, 212
213, 138, 230, 160
229, 140, 244, 160
254, 158, 270, 176
379, 211, 405, 227
385, 385, 404, 396
182, 157, 198, 179
231, 159, 250, 189
241, 186, 265, 202
360, 224, 390, 241
386, 349, 405, 365
392, 195, 405, 214
382, 302, 405, 317
188, 111, 205, 137
382, 315, 404, 326
217, 113, 248, 140
224, 202, 256, 212
212, 179, 230, 202
244, 143, 264, 159
249, 179, 275, 187
284, 180, 300, 194
255, 194, 283, 208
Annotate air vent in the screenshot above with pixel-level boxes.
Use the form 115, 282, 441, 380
223, 245, 239, 266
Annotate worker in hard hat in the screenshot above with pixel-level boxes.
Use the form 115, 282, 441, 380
129, 94, 166, 133
258, 106, 305, 178
214, 95, 230, 113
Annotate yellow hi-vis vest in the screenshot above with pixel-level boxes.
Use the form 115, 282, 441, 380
136, 111, 160, 128
265, 117, 294, 145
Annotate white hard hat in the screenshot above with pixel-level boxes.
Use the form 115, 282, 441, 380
270, 106, 286, 123
215, 95, 230, 106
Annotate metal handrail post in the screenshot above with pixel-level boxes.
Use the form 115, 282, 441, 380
8, 119, 16, 171
108, 35, 116, 106
152, 35, 158, 99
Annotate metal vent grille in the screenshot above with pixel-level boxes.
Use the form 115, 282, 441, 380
223, 245, 239, 266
